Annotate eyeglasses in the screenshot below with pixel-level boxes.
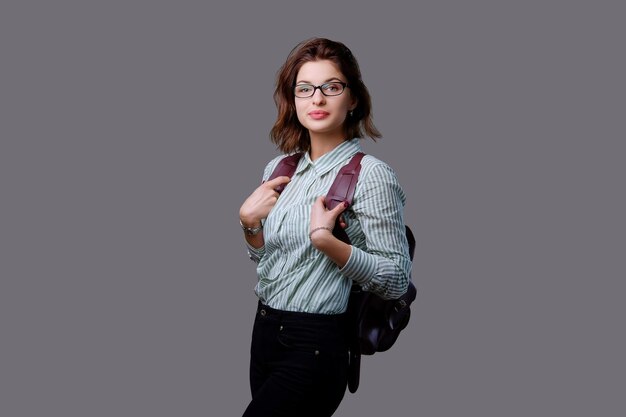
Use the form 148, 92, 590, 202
294, 82, 349, 98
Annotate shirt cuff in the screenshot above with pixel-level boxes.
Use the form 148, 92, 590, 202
246, 243, 265, 263
339, 246, 377, 285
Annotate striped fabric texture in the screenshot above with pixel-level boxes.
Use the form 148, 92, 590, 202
246, 139, 412, 314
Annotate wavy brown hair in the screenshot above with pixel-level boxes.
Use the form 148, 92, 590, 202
270, 38, 381, 154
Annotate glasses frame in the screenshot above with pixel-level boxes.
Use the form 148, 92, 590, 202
293, 81, 349, 98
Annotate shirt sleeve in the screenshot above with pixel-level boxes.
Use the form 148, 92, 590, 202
338, 162, 412, 299
245, 241, 265, 264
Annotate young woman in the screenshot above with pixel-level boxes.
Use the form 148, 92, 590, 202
239, 37, 412, 417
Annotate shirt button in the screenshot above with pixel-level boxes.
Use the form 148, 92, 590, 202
314, 350, 320, 356
260, 309, 266, 316
279, 325, 283, 331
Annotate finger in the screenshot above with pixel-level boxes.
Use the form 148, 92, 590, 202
330, 200, 349, 216
265, 176, 291, 187
338, 214, 348, 229
265, 176, 291, 193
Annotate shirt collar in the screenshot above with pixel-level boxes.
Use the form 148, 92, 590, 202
295, 138, 362, 177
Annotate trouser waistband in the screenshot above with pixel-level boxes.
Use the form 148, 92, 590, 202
257, 301, 348, 323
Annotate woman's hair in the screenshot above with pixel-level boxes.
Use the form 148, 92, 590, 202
270, 38, 381, 154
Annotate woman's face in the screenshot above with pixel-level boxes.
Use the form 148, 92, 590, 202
294, 60, 357, 141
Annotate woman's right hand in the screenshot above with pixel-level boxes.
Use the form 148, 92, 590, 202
239, 176, 291, 226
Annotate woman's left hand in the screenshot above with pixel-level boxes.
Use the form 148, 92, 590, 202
310, 196, 349, 238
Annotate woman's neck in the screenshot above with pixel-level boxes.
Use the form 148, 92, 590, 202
309, 134, 346, 161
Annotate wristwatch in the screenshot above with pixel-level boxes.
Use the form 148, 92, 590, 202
240, 219, 263, 236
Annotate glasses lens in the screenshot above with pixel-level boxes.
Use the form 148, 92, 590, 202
321, 82, 344, 96
295, 84, 314, 97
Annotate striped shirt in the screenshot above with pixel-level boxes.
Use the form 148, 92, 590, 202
246, 138, 412, 314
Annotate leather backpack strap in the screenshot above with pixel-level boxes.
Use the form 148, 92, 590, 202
325, 152, 365, 244
264, 153, 302, 193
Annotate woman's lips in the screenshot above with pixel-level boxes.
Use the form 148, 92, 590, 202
308, 111, 330, 120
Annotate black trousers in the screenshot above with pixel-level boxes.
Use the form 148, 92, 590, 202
242, 302, 349, 417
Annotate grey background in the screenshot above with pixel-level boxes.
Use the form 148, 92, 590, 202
2, 1, 624, 416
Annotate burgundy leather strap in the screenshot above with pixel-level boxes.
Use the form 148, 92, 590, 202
325, 152, 365, 244
264, 153, 302, 193
324, 152, 365, 210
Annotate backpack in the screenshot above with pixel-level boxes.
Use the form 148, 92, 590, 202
267, 151, 416, 393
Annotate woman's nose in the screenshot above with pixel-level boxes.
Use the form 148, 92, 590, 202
311, 88, 326, 105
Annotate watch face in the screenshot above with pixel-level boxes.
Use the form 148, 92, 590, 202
241, 220, 261, 235
245, 225, 261, 235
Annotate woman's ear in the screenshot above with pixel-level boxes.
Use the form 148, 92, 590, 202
349, 98, 358, 112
